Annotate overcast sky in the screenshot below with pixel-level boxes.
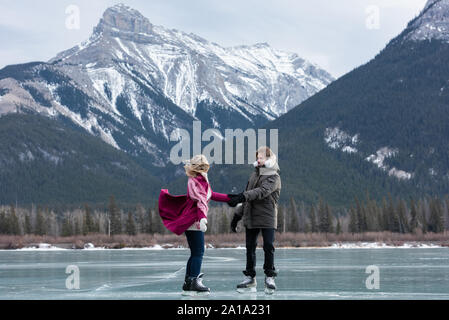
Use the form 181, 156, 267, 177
0, 0, 428, 78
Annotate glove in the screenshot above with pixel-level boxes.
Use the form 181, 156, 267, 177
199, 218, 207, 232
227, 193, 246, 207
230, 214, 242, 233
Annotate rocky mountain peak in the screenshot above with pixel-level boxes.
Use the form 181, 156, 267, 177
402, 0, 449, 42
94, 3, 153, 36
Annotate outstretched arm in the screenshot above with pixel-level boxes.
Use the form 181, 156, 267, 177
211, 192, 231, 202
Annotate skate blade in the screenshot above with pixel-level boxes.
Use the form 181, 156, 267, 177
264, 288, 275, 295
182, 290, 210, 297
236, 287, 257, 294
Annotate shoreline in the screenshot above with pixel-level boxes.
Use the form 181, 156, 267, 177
0, 241, 447, 251
1, 232, 448, 250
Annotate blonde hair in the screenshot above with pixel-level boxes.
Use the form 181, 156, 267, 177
184, 154, 210, 177
256, 146, 272, 159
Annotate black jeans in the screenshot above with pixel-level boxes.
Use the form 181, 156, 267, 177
244, 227, 277, 277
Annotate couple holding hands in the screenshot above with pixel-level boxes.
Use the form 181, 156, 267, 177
159, 146, 281, 295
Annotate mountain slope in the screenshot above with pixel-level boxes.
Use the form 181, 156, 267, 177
0, 112, 161, 206
263, 0, 449, 206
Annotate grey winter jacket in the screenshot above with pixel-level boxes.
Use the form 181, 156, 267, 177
234, 155, 281, 229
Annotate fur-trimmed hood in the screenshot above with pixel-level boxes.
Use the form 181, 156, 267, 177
252, 153, 280, 175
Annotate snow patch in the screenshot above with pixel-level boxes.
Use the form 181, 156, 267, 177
326, 242, 442, 249
324, 127, 359, 153
17, 243, 67, 251
365, 147, 398, 171
18, 151, 35, 162
365, 147, 413, 180
388, 167, 413, 180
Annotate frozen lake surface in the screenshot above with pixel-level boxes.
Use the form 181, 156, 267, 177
1, 247, 449, 299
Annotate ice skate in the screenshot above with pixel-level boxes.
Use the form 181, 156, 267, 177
182, 276, 190, 292
264, 276, 276, 295
182, 273, 210, 296
236, 275, 257, 293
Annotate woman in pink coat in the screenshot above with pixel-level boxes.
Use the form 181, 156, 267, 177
158, 154, 230, 295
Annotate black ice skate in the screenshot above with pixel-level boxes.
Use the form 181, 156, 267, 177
182, 273, 210, 296
182, 276, 191, 292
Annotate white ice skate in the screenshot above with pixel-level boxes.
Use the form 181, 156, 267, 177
236, 275, 257, 293
264, 276, 276, 295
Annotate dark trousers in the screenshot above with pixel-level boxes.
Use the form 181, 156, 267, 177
244, 227, 277, 277
185, 230, 204, 278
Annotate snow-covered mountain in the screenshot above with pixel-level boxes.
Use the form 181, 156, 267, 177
0, 3, 333, 170
400, 0, 449, 42
52, 4, 333, 119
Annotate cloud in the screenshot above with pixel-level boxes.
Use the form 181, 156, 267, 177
0, 0, 428, 77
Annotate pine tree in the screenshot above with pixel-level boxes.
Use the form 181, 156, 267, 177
35, 207, 46, 236
126, 212, 137, 236
309, 206, 318, 233
83, 204, 94, 236
277, 205, 285, 233
355, 197, 367, 232
151, 202, 165, 234
12, 206, 20, 235
397, 199, 409, 234
387, 195, 400, 233
219, 208, 229, 234
380, 197, 389, 231
298, 202, 307, 232
0, 210, 6, 234
24, 213, 32, 235
373, 204, 382, 232
145, 207, 152, 234
318, 200, 333, 233
289, 198, 299, 232
428, 197, 444, 233
152, 202, 165, 234
336, 218, 342, 235
74, 219, 81, 235
326, 204, 334, 233
419, 199, 428, 233
409, 198, 418, 233
348, 206, 358, 234
135, 204, 146, 234
61, 213, 73, 237
109, 195, 121, 235
7, 205, 20, 235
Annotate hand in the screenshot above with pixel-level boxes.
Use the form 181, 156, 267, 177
230, 215, 242, 233
227, 193, 246, 207
199, 218, 207, 232
227, 193, 240, 197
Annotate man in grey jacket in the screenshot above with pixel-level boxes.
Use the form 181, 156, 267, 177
228, 146, 281, 294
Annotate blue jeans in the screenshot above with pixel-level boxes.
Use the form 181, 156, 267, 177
185, 231, 205, 278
